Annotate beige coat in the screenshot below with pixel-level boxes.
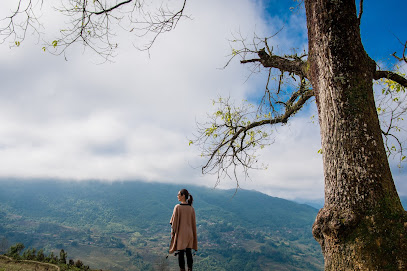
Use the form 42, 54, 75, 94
169, 204, 198, 253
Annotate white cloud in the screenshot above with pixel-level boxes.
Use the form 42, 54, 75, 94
0, 0, 404, 201
0, 0, 271, 181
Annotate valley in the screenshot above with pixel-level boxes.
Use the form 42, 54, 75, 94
0, 180, 324, 270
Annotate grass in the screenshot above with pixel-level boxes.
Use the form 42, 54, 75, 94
0, 255, 59, 271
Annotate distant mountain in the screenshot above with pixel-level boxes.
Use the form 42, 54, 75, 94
0, 180, 323, 271
296, 196, 407, 211
294, 198, 324, 210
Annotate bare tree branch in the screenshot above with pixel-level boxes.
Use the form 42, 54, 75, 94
192, 35, 314, 183
374, 70, 407, 88
94, 0, 133, 15
241, 48, 308, 79
392, 40, 407, 63
357, 0, 364, 26
194, 87, 313, 183
375, 77, 407, 165
195, 25, 406, 186
0, 0, 42, 46
0, 0, 188, 60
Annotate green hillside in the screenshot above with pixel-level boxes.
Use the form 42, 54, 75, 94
0, 180, 323, 270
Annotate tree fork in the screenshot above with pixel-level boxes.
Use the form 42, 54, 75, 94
304, 0, 407, 269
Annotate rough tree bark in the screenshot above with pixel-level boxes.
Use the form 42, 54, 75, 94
304, 0, 407, 269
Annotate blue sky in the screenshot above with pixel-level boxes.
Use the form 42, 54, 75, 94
261, 0, 406, 63
0, 0, 405, 201
360, 0, 406, 65
260, 0, 406, 63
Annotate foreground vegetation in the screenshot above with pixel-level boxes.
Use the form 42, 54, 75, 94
1, 243, 101, 271
0, 255, 59, 271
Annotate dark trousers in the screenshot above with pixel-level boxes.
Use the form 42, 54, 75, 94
177, 248, 193, 269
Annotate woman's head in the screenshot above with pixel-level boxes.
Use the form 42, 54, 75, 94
178, 189, 193, 205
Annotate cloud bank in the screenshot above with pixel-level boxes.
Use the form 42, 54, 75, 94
0, 0, 404, 201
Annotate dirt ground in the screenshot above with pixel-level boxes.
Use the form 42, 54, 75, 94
0, 255, 60, 271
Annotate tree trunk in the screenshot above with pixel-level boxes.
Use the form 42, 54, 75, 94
304, 0, 407, 269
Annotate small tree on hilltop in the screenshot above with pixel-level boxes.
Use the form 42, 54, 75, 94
6, 243, 25, 259
75, 259, 84, 268
22, 248, 37, 260
36, 249, 45, 262
59, 249, 67, 264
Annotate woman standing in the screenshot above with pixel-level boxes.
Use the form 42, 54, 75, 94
169, 189, 198, 271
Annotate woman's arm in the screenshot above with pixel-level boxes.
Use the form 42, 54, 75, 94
192, 207, 198, 250
170, 205, 179, 233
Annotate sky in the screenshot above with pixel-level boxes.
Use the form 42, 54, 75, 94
0, 0, 406, 201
